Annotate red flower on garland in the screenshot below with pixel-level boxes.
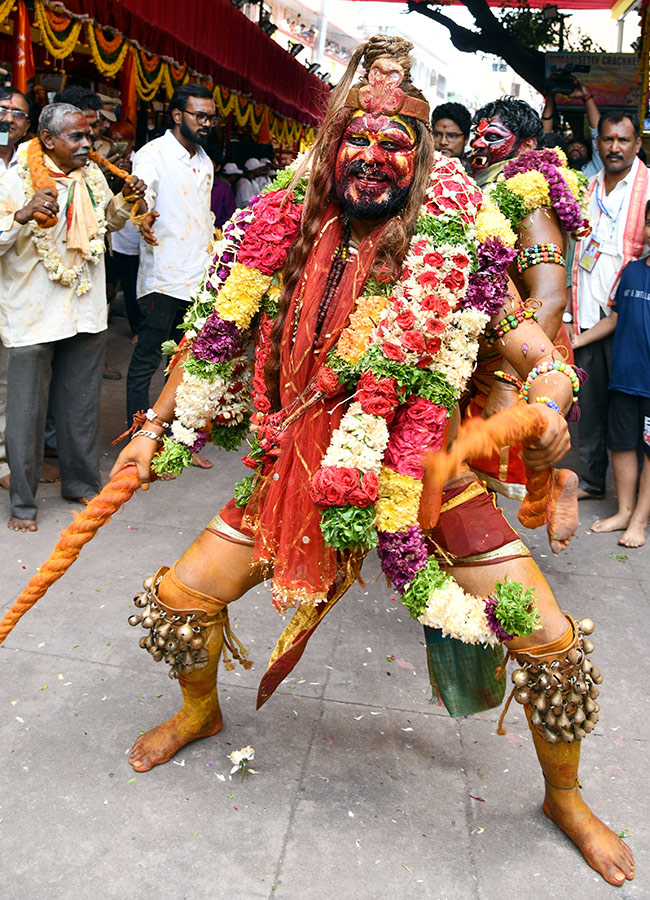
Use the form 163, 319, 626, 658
443, 269, 466, 291
417, 270, 440, 288
402, 330, 426, 353
395, 309, 416, 330
420, 294, 450, 317
383, 341, 406, 362
311, 467, 379, 508
357, 372, 400, 422
423, 251, 444, 268
316, 365, 342, 397
237, 190, 302, 276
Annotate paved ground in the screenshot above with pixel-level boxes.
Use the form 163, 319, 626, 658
1, 309, 647, 900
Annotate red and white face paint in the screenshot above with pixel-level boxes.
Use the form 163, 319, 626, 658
334, 110, 417, 218
469, 117, 518, 171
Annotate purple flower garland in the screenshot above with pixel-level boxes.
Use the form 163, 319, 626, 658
462, 239, 517, 316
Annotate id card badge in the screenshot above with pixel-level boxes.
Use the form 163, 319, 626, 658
579, 237, 601, 273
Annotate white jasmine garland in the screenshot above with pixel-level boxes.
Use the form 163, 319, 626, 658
321, 404, 389, 474
417, 581, 499, 647
174, 359, 251, 429
17, 144, 108, 296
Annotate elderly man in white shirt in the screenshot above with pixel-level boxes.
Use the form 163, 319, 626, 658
569, 112, 650, 498
0, 103, 146, 531
0, 85, 31, 494
126, 85, 215, 428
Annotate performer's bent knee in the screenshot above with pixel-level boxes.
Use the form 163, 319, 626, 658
174, 528, 265, 605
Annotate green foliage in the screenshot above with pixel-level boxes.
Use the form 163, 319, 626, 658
161, 340, 179, 357
363, 276, 394, 298
210, 416, 251, 451
183, 356, 233, 380
151, 437, 193, 477
414, 370, 459, 412
319, 505, 378, 552
234, 474, 256, 508
497, 2, 603, 53
401, 557, 450, 619
491, 577, 540, 637
325, 350, 360, 386
490, 182, 529, 230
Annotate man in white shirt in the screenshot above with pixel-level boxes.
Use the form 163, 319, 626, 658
234, 158, 261, 208
569, 112, 650, 498
0, 86, 31, 494
126, 85, 215, 425
0, 103, 146, 531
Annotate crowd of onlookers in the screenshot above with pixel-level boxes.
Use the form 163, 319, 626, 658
1, 75, 649, 550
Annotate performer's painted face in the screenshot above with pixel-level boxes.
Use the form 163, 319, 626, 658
334, 111, 416, 218
469, 117, 518, 171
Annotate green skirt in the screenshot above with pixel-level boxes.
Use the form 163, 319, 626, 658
424, 626, 506, 717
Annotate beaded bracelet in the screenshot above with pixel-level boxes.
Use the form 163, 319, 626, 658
494, 370, 523, 390
534, 396, 562, 414
485, 301, 539, 344
521, 360, 580, 406
516, 243, 565, 275
133, 429, 163, 442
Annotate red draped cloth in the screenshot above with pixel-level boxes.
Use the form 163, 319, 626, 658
246, 206, 384, 609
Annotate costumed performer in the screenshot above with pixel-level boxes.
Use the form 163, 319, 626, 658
465, 98, 589, 510
110, 37, 633, 887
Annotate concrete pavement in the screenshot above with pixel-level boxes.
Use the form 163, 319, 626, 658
1, 311, 647, 899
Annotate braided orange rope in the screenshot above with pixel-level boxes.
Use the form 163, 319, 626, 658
25, 139, 134, 230
0, 468, 141, 646
426, 404, 551, 529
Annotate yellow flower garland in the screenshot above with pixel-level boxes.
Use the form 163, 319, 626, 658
375, 466, 423, 533
214, 263, 272, 331
86, 23, 129, 78
34, 0, 82, 59
504, 171, 551, 211
475, 197, 517, 248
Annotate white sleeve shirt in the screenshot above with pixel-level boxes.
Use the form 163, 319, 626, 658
576, 158, 650, 330
133, 130, 214, 302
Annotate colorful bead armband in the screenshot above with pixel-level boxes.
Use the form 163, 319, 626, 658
516, 243, 565, 275
521, 360, 580, 410
485, 299, 540, 345
534, 396, 562, 414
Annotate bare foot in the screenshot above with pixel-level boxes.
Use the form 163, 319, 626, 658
577, 487, 605, 500
619, 520, 647, 548
129, 698, 222, 771
0, 474, 9, 490
191, 453, 213, 470
7, 516, 37, 532
39, 462, 60, 484
544, 787, 634, 886
591, 512, 631, 534
547, 468, 579, 554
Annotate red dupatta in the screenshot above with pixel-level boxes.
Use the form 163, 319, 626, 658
249, 205, 384, 610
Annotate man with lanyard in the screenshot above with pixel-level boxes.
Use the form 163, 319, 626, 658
569, 112, 650, 499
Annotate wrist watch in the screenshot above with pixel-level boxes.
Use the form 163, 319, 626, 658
562, 312, 573, 324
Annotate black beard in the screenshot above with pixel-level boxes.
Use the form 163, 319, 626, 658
334, 176, 411, 219
180, 118, 208, 147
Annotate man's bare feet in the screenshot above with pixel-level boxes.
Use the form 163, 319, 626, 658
191, 453, 213, 470
618, 520, 647, 548
7, 516, 37, 532
129, 694, 222, 771
547, 468, 579, 554
577, 487, 605, 500
591, 512, 631, 533
39, 462, 60, 484
544, 786, 634, 886
0, 473, 9, 490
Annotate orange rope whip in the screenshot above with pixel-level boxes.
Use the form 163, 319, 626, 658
426, 404, 551, 530
0, 468, 141, 646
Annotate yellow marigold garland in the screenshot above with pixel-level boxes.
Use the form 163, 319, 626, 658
475, 197, 517, 248
375, 466, 423, 533
504, 171, 551, 211
34, 0, 82, 59
337, 294, 388, 364
214, 263, 272, 331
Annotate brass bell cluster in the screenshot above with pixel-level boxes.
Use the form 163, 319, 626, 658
129, 574, 209, 679
511, 618, 602, 744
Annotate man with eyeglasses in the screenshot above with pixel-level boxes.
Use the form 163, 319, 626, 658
431, 101, 471, 165
0, 87, 31, 495
126, 85, 216, 470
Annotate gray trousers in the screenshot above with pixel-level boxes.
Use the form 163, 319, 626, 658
574, 332, 614, 496
5, 331, 107, 520
0, 341, 8, 480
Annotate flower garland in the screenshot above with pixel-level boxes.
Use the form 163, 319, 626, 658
16, 141, 107, 296
156, 152, 538, 645
488, 147, 591, 238
152, 164, 308, 477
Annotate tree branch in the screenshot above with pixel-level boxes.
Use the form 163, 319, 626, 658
408, 0, 547, 94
